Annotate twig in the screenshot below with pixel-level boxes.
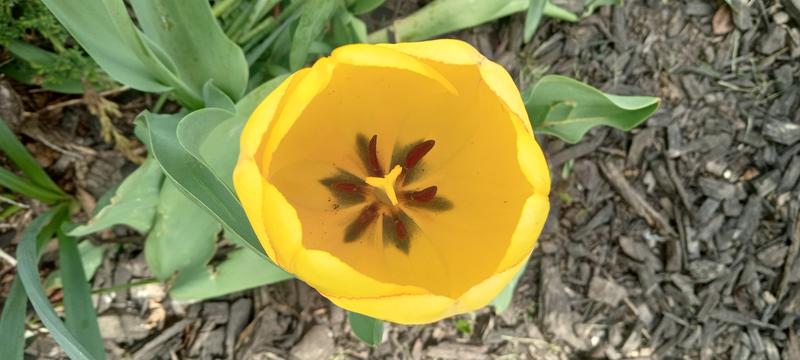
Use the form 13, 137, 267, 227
28, 86, 130, 115
599, 161, 676, 235
0, 194, 29, 208
0, 247, 17, 267
665, 157, 693, 213
133, 318, 197, 360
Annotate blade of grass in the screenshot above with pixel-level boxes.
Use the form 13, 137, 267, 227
0, 278, 28, 359
0, 117, 65, 196
17, 205, 102, 360
0, 167, 64, 203
523, 0, 547, 43
245, 8, 302, 65
290, 0, 339, 69
57, 230, 105, 359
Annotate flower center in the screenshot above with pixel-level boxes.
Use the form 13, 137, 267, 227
321, 134, 452, 253
365, 165, 403, 206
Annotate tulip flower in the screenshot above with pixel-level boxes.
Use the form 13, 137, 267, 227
234, 39, 550, 324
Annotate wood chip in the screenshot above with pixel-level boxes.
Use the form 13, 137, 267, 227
600, 161, 675, 234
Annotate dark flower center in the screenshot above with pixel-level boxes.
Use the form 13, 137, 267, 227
320, 134, 452, 253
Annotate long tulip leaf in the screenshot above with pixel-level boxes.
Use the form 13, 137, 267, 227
69, 157, 164, 236
16, 206, 103, 360
290, 0, 339, 70
129, 0, 249, 102
0, 278, 28, 359
525, 75, 660, 143
137, 112, 265, 258
348, 312, 384, 346
145, 181, 220, 280
0, 116, 65, 197
57, 231, 106, 359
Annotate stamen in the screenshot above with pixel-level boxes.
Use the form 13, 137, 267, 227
331, 182, 361, 193
344, 202, 380, 242
393, 215, 408, 240
368, 134, 384, 176
407, 186, 438, 203
404, 140, 435, 169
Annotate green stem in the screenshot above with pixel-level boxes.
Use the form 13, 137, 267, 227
212, 0, 240, 18
92, 278, 159, 296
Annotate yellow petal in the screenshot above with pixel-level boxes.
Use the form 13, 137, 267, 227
383, 39, 533, 134
323, 257, 528, 325
379, 39, 484, 65
234, 71, 303, 262
331, 43, 457, 94
452, 256, 528, 313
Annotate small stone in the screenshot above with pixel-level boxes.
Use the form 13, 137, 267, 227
763, 120, 800, 145
759, 26, 787, 54
290, 325, 335, 360
775, 11, 791, 24
688, 260, 726, 283
588, 276, 627, 306
97, 312, 150, 342
757, 244, 788, 268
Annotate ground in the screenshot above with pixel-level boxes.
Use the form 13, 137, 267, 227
2, 0, 800, 359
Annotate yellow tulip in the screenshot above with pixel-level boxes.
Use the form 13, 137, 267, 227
234, 39, 550, 324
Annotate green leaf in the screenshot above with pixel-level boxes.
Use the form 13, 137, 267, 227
57, 231, 105, 360
0, 115, 65, 197
3, 41, 86, 94
491, 257, 529, 313
136, 112, 265, 259
16, 206, 104, 360
170, 244, 293, 301
330, 9, 368, 46
69, 157, 164, 236
583, 0, 621, 16
178, 75, 288, 190
44, 240, 110, 291
350, 0, 385, 15
0, 167, 64, 203
523, 0, 547, 43
290, 0, 339, 70
176, 108, 236, 185
129, 0, 249, 102
40, 0, 174, 94
202, 81, 237, 113
0, 278, 28, 359
525, 75, 660, 143
367, 0, 576, 42
348, 312, 384, 346
145, 180, 220, 280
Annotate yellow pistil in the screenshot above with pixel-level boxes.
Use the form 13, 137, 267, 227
365, 165, 403, 206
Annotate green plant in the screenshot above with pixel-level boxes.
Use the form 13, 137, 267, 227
0, 0, 107, 93
0, 0, 658, 355
0, 117, 105, 359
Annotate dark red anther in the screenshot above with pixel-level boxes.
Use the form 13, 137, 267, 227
404, 140, 435, 169
408, 186, 437, 203
368, 134, 384, 176
332, 182, 360, 193
394, 216, 408, 240
358, 203, 379, 224
345, 202, 380, 242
